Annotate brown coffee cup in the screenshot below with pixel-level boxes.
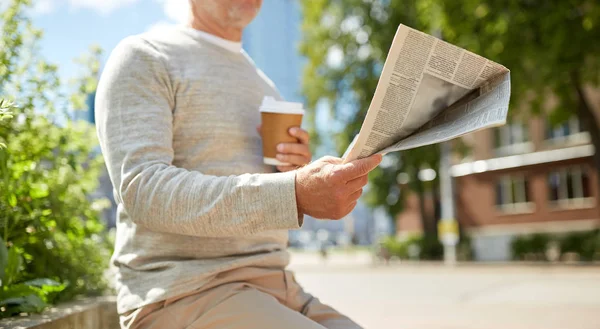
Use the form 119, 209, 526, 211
260, 97, 305, 166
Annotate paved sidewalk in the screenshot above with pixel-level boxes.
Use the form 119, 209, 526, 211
291, 261, 600, 329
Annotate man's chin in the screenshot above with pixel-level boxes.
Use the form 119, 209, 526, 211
228, 4, 261, 27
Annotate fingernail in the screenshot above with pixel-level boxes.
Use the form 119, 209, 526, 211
277, 144, 284, 152
289, 127, 298, 135
276, 154, 285, 160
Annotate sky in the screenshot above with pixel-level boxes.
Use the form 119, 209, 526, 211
27, 0, 339, 152
30, 0, 190, 80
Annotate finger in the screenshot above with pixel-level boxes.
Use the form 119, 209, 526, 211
338, 154, 383, 181
320, 156, 343, 165
256, 125, 262, 137
289, 127, 310, 145
338, 201, 357, 219
276, 153, 310, 166
348, 189, 363, 202
346, 175, 369, 192
277, 143, 311, 158
276, 165, 296, 172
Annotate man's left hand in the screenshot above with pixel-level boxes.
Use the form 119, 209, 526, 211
257, 125, 312, 172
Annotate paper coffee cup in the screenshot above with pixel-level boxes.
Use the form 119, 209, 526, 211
260, 96, 305, 166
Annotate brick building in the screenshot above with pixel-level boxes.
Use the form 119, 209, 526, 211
452, 116, 599, 260
396, 115, 600, 261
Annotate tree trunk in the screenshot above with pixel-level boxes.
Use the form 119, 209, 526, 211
571, 72, 600, 202
414, 177, 436, 236
432, 185, 441, 240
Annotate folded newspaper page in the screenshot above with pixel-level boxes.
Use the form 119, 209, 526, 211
343, 24, 511, 162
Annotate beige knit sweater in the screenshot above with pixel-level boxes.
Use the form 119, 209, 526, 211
95, 26, 301, 314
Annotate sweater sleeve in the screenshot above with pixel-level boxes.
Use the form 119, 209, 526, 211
95, 36, 302, 237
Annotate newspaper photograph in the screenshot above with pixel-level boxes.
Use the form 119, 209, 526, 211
343, 24, 511, 162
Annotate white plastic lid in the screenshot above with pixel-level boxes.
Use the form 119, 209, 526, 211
259, 96, 305, 115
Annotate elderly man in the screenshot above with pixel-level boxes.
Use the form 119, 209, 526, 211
95, 0, 381, 328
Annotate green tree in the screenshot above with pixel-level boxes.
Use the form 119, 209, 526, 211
0, 99, 15, 149
0, 100, 14, 121
300, 0, 446, 235
0, 0, 111, 316
439, 0, 600, 197
300, 0, 600, 234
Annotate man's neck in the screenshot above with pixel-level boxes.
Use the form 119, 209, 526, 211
188, 16, 243, 42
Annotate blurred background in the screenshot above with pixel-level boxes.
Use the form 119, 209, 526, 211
1, 0, 599, 328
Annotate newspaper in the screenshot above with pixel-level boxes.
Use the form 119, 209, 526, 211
343, 24, 511, 162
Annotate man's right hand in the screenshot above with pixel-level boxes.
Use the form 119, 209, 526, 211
294, 154, 383, 220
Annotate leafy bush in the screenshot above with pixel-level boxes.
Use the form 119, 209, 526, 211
560, 230, 600, 261
418, 235, 444, 260
380, 236, 409, 259
511, 234, 551, 261
0, 0, 111, 318
0, 100, 13, 121
0, 239, 66, 315
456, 234, 474, 261
0, 100, 14, 150
380, 234, 465, 261
511, 231, 600, 262
0, 103, 112, 317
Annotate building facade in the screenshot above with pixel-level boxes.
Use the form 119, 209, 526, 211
452, 116, 599, 261
395, 114, 600, 260
242, 0, 304, 102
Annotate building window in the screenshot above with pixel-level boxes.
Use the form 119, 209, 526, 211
546, 117, 581, 140
546, 117, 591, 147
548, 166, 593, 208
494, 123, 531, 156
495, 175, 533, 213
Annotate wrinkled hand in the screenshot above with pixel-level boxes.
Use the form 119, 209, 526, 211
257, 125, 312, 172
295, 154, 382, 220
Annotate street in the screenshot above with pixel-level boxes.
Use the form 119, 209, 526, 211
290, 255, 600, 329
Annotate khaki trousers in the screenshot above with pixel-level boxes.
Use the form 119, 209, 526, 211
120, 267, 363, 329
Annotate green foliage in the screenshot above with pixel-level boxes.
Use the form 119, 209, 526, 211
511, 233, 551, 261
380, 234, 454, 261
0, 100, 15, 149
418, 234, 444, 260
0, 100, 14, 121
456, 233, 474, 261
0, 238, 66, 316
510, 231, 600, 262
380, 236, 411, 259
559, 230, 600, 261
439, 1, 600, 193
300, 0, 600, 234
440, 1, 600, 119
300, 0, 443, 224
0, 0, 111, 317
